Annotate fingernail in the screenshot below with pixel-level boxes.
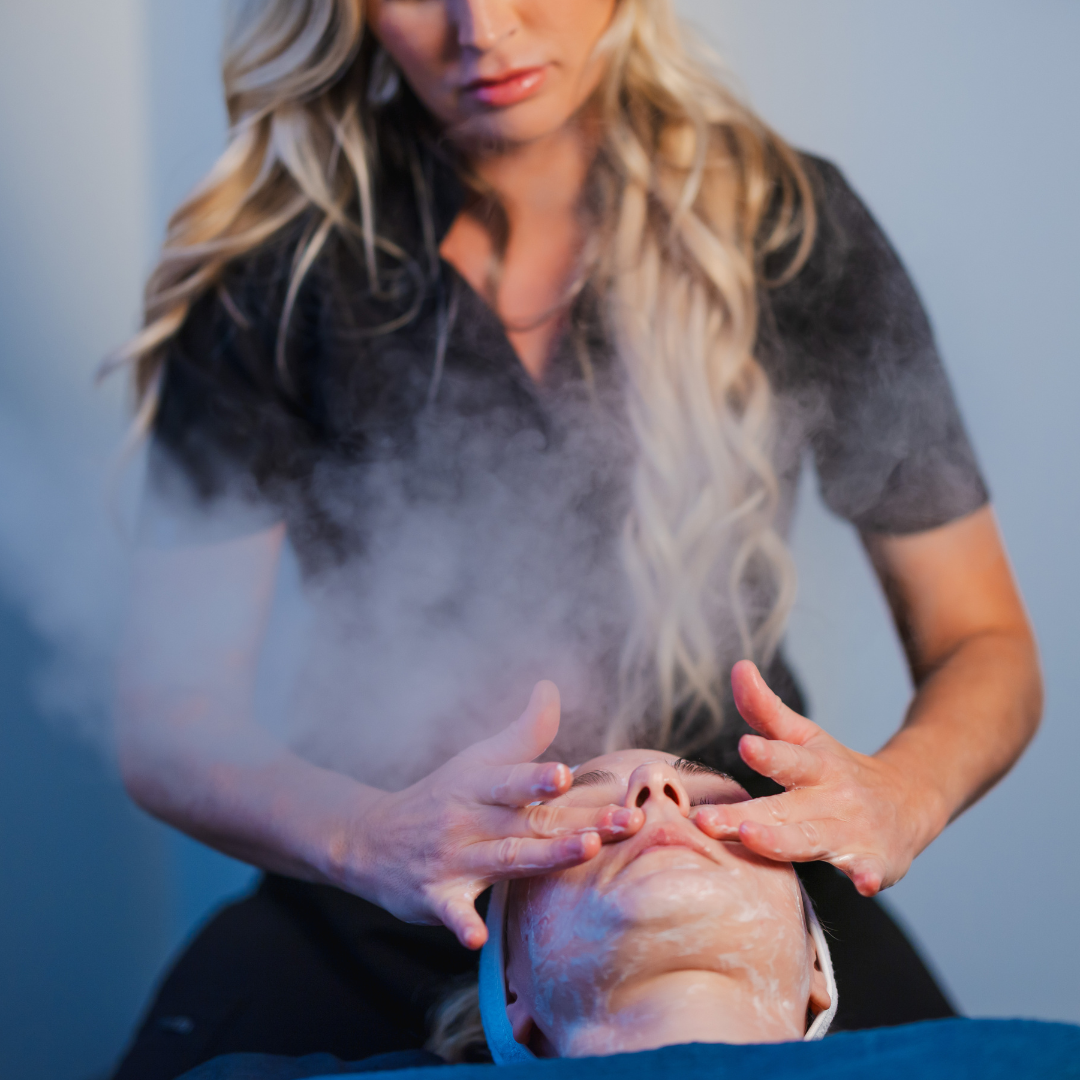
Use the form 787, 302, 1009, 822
576, 832, 598, 855
534, 770, 560, 796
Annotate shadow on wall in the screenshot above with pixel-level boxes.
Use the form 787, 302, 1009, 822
0, 583, 261, 1080
0, 591, 170, 1080
0, 3, 254, 1077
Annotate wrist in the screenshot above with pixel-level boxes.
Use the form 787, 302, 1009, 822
266, 760, 386, 896
873, 741, 952, 857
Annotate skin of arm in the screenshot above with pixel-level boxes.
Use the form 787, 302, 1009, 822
117, 526, 382, 882
116, 525, 642, 948
693, 505, 1042, 895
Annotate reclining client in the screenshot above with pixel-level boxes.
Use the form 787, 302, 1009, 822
172, 733, 1080, 1079
434, 747, 837, 1062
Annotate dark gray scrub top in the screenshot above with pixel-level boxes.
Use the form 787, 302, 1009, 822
147, 140, 988, 786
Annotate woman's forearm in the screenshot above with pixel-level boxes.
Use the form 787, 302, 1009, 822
117, 680, 640, 947
117, 694, 386, 894
874, 625, 1042, 851
863, 508, 1043, 854
113, 529, 389, 892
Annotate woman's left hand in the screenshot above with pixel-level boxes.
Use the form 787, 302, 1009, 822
691, 660, 944, 896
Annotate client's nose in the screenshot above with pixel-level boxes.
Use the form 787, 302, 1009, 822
623, 762, 690, 817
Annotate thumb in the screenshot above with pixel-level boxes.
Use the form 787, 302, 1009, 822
463, 680, 561, 766
731, 660, 819, 745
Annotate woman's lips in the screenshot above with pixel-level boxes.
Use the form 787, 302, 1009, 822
622, 822, 719, 867
463, 66, 548, 107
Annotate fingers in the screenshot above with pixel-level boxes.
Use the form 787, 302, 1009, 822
699, 813, 887, 897
693, 795, 830, 858
739, 733, 825, 788
495, 801, 644, 842
438, 827, 611, 948
730, 660, 821, 745
441, 897, 489, 951
691, 789, 795, 840
467, 830, 603, 879
482, 761, 573, 806
463, 681, 562, 767
736, 819, 834, 863
834, 852, 887, 897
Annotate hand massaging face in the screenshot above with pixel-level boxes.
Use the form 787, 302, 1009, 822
479, 750, 837, 1059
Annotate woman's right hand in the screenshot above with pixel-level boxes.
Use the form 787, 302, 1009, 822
117, 530, 637, 949
342, 681, 644, 949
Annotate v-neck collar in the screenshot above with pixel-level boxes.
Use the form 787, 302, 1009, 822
424, 143, 596, 394
370, 126, 609, 400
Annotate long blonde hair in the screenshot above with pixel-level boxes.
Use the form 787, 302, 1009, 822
120, 0, 814, 753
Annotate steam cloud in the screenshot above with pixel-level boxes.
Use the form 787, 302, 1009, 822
0, 378, 135, 756
248, 368, 638, 790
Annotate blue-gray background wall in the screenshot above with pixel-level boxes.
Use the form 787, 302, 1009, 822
0, 3, 1076, 1078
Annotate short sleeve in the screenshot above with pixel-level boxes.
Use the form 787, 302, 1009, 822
767, 158, 989, 535
147, 230, 321, 540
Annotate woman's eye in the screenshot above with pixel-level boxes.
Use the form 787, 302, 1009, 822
689, 796, 718, 807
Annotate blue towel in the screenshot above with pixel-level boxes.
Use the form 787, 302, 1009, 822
180, 1019, 1080, 1080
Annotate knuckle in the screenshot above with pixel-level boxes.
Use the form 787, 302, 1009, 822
798, 820, 822, 850
527, 804, 561, 837
778, 743, 800, 767
834, 783, 861, 816
495, 836, 524, 869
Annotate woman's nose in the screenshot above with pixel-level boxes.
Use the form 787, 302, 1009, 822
623, 762, 691, 817
450, 0, 518, 50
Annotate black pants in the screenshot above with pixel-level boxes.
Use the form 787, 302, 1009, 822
112, 865, 955, 1080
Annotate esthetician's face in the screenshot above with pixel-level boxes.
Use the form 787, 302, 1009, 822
366, 0, 618, 146
505, 750, 824, 1055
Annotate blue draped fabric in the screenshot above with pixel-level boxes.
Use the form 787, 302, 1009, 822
180, 1019, 1079, 1080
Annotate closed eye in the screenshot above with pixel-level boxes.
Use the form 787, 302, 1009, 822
570, 769, 620, 790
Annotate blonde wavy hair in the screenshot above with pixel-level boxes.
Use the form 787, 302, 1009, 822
120, 0, 815, 754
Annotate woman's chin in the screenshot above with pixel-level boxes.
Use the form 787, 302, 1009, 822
447, 99, 575, 150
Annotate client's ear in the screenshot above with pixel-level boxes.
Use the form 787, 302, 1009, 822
808, 948, 832, 1022
506, 973, 557, 1056
505, 974, 534, 1047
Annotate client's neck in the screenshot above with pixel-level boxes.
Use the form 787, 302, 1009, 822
556, 971, 804, 1057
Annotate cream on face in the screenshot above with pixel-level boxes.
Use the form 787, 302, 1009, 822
503, 750, 827, 1057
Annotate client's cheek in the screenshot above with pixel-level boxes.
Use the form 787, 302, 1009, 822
522, 910, 625, 1032
513, 877, 581, 967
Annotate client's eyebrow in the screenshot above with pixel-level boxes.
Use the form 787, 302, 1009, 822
672, 758, 733, 781
570, 760, 732, 791
570, 769, 620, 789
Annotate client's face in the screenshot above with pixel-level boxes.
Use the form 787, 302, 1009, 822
504, 751, 830, 1057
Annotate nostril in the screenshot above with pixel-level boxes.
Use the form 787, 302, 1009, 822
636, 787, 650, 808
663, 784, 679, 803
